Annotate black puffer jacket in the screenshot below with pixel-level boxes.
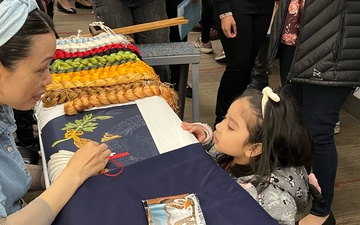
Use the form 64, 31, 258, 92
269, 0, 360, 87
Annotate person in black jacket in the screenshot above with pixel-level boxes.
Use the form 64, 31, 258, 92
212, 0, 274, 126
269, 0, 360, 224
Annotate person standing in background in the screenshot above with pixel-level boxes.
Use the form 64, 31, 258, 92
191, 0, 215, 54
165, 0, 194, 98
268, 0, 360, 224
56, 0, 92, 14
92, 0, 171, 83
212, 0, 274, 126
35, 0, 56, 18
13, 109, 39, 152
247, 2, 279, 91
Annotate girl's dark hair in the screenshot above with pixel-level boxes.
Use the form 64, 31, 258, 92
0, 8, 56, 70
218, 87, 314, 181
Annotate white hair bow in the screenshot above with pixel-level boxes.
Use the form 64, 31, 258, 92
261, 87, 280, 118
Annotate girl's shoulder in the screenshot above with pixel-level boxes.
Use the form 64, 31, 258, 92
270, 166, 308, 188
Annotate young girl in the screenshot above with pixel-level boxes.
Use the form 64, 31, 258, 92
182, 87, 314, 225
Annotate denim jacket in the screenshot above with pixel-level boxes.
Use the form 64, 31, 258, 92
0, 105, 31, 217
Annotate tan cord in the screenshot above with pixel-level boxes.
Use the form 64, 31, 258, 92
42, 81, 178, 115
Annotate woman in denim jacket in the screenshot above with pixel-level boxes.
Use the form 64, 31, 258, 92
0, 1, 111, 224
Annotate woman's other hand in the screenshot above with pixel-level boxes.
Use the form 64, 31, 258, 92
221, 16, 237, 38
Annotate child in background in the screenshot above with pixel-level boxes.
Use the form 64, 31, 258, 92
182, 87, 314, 225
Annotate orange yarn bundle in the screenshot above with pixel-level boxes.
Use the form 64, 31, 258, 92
42, 33, 178, 115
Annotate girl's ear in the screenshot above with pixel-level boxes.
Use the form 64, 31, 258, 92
245, 143, 262, 158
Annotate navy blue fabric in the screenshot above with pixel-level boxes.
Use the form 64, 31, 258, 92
52, 143, 279, 225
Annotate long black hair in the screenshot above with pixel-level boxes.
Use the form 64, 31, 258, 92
217, 87, 314, 181
0, 7, 56, 70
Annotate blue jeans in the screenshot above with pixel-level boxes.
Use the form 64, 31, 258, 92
302, 85, 352, 216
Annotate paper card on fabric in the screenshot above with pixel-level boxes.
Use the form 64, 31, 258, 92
143, 193, 206, 225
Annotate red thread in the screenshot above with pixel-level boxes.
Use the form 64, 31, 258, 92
103, 152, 129, 177
103, 159, 124, 177
109, 151, 129, 160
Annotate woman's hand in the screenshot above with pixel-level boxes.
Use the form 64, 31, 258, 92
39, 141, 111, 216
181, 122, 207, 143
66, 141, 111, 183
221, 16, 237, 38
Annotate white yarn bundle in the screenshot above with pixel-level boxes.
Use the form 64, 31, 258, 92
47, 150, 75, 183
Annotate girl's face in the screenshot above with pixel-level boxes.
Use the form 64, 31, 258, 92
0, 33, 55, 110
214, 98, 258, 165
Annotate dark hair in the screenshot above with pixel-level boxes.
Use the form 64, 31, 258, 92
218, 87, 313, 181
0, 8, 56, 70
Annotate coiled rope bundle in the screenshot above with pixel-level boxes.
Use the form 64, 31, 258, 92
42, 32, 178, 115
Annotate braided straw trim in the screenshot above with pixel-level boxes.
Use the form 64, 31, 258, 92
47, 72, 159, 92
42, 81, 178, 115
50, 51, 140, 73
43, 80, 160, 106
46, 61, 158, 90
64, 83, 178, 115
